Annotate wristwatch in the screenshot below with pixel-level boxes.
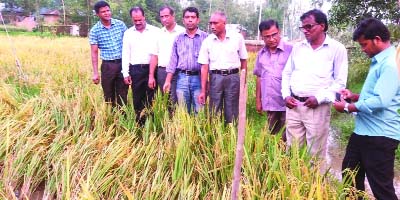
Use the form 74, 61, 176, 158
344, 103, 349, 113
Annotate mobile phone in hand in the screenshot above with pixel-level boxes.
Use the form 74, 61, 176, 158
336, 92, 351, 102
335, 93, 341, 101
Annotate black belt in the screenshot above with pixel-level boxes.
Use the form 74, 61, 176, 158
158, 66, 166, 68
291, 94, 309, 102
103, 58, 121, 63
177, 69, 200, 76
130, 64, 149, 68
211, 68, 239, 76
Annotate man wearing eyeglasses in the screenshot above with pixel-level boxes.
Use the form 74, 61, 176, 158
281, 9, 348, 158
253, 19, 293, 141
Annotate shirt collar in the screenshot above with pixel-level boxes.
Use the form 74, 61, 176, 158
161, 23, 180, 33
101, 18, 115, 29
261, 40, 286, 53
211, 30, 233, 40
184, 28, 203, 37
372, 46, 395, 64
300, 34, 332, 47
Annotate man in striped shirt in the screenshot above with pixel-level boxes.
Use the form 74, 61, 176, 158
163, 7, 207, 113
89, 1, 128, 107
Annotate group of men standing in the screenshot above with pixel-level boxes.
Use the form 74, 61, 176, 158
89, 1, 400, 199
89, 1, 246, 125
254, 9, 399, 200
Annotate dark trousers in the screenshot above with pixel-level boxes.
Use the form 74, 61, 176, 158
156, 67, 177, 104
101, 61, 128, 107
209, 73, 239, 123
129, 64, 155, 125
342, 133, 399, 200
266, 111, 286, 141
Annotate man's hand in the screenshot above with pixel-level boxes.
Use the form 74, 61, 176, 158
163, 81, 171, 93
339, 89, 352, 99
256, 98, 262, 113
92, 73, 100, 84
304, 96, 318, 108
148, 76, 156, 89
284, 96, 298, 109
333, 100, 346, 113
339, 89, 358, 102
198, 91, 206, 105
124, 76, 132, 85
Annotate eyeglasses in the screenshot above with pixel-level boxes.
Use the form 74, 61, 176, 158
261, 32, 279, 40
299, 23, 319, 31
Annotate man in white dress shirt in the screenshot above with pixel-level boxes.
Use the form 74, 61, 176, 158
122, 6, 160, 125
281, 9, 348, 158
198, 11, 248, 123
149, 6, 185, 107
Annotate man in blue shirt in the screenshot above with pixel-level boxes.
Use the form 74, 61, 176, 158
333, 18, 400, 199
163, 7, 208, 113
89, 1, 128, 107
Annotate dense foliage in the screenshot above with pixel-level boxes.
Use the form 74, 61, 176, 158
328, 0, 400, 27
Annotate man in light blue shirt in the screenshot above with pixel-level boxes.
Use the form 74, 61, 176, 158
333, 18, 400, 199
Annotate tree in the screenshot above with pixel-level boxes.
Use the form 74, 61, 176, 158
329, 0, 400, 27
3, 0, 53, 16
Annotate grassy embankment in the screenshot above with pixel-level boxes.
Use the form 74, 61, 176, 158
0, 33, 364, 199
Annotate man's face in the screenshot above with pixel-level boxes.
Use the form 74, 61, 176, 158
97, 6, 111, 22
209, 14, 225, 36
300, 15, 325, 43
159, 8, 175, 28
131, 11, 145, 31
183, 11, 199, 31
260, 25, 281, 50
357, 36, 379, 58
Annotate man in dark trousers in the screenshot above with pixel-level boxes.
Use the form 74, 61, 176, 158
122, 6, 160, 125
333, 18, 400, 200
89, 1, 128, 107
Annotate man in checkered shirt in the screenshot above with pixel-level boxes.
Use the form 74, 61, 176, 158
89, 1, 128, 108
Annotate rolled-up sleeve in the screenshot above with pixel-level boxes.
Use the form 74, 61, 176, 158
355, 65, 399, 113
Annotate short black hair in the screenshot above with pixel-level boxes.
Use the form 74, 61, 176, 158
129, 6, 145, 17
353, 18, 390, 42
94, 1, 110, 14
159, 6, 174, 16
259, 19, 279, 32
183, 7, 199, 18
300, 9, 328, 32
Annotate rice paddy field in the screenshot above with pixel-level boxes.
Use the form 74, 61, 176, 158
0, 34, 364, 199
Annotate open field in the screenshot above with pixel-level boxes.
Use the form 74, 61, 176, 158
0, 34, 378, 199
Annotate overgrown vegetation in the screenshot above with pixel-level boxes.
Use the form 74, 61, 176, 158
0, 35, 358, 199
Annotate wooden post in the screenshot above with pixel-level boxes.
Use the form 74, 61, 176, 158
231, 69, 247, 200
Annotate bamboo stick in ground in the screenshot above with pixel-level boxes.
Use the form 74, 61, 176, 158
231, 69, 247, 200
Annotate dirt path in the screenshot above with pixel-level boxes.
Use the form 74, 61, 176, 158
326, 129, 400, 199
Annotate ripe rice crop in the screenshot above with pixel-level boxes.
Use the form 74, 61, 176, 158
0, 35, 356, 199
